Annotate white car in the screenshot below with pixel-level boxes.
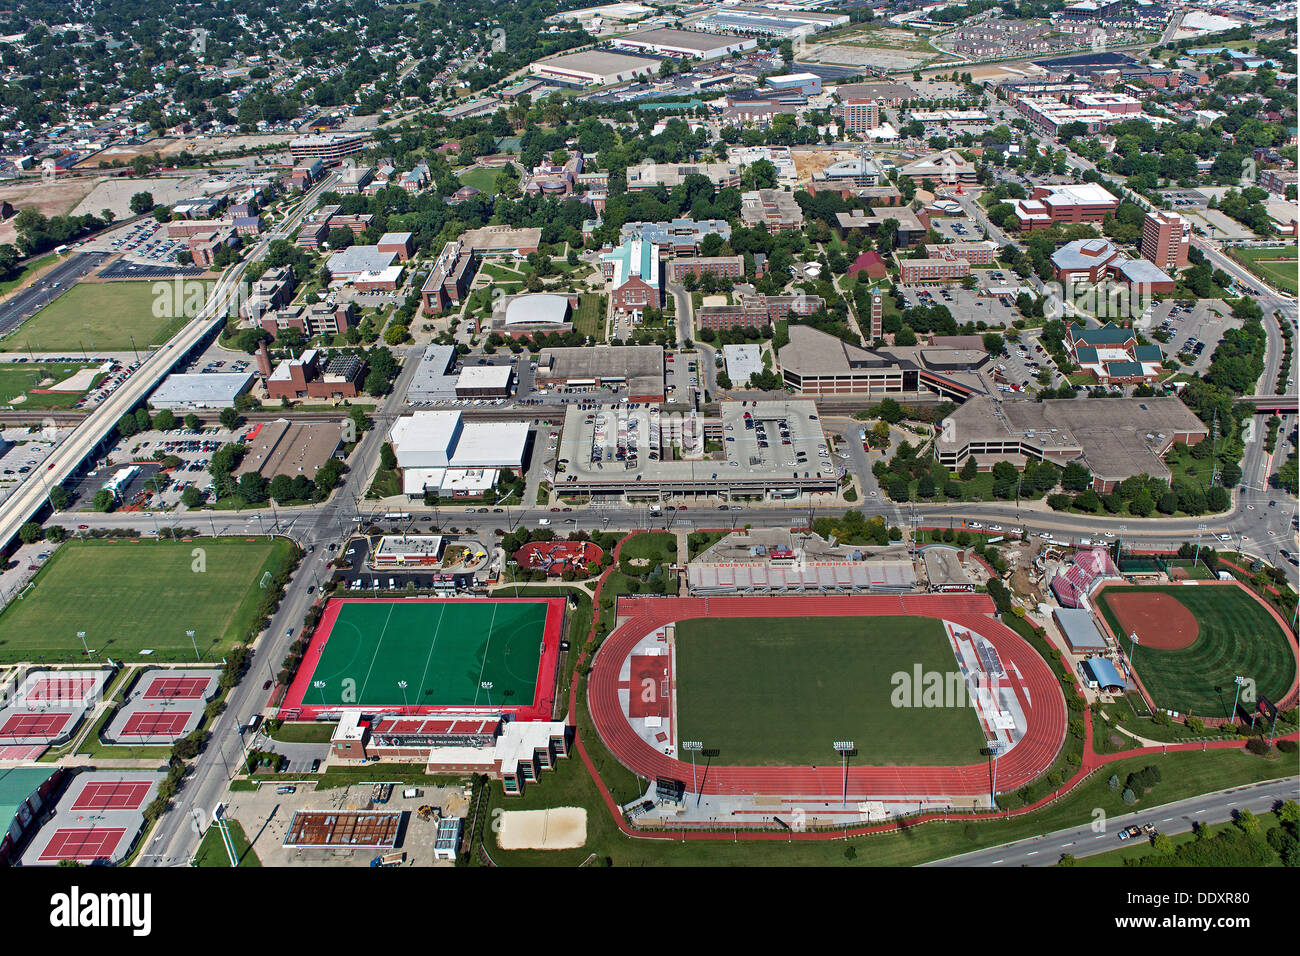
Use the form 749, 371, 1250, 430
969, 522, 983, 530
989, 524, 1003, 532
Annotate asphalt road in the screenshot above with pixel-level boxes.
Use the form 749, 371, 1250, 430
0, 252, 112, 338
927, 776, 1299, 867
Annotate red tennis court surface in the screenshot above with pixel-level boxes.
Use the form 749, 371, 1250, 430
0, 712, 73, 740
38, 827, 127, 863
24, 674, 98, 702
120, 711, 192, 738
72, 780, 153, 812
143, 675, 211, 700
0, 744, 47, 760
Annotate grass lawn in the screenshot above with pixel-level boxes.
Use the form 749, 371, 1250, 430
1229, 246, 1298, 295
2, 281, 211, 353
483, 704, 1293, 866
0, 361, 104, 409
674, 615, 987, 766
0, 537, 291, 663
573, 293, 605, 342
0, 253, 58, 298
617, 531, 677, 569
1097, 585, 1295, 717
458, 166, 504, 195
194, 818, 261, 867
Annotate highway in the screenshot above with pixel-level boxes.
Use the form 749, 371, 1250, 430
927, 776, 1299, 867
0, 252, 112, 339
0, 176, 337, 552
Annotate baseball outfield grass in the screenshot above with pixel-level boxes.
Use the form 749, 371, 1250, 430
1097, 585, 1296, 718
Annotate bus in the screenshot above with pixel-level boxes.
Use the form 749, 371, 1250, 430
382, 512, 412, 521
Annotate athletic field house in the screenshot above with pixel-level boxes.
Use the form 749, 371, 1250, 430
282, 597, 572, 794
1089, 580, 1299, 722
588, 594, 1068, 826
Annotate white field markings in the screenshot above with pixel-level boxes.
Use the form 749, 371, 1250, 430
357, 603, 399, 703
472, 602, 501, 706
415, 602, 450, 705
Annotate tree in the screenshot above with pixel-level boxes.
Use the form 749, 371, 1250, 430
184, 413, 201, 431
268, 474, 294, 503
129, 191, 155, 215
152, 409, 176, 431
380, 442, 397, 471
92, 489, 115, 512
219, 407, 242, 430
181, 486, 204, 509
960, 457, 978, 481
982, 332, 1005, 354
18, 521, 42, 544
236, 472, 268, 504
48, 486, 69, 510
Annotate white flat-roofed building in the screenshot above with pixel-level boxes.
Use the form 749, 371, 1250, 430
531, 49, 660, 87
612, 27, 757, 60
454, 364, 514, 398
149, 372, 255, 410
389, 411, 528, 497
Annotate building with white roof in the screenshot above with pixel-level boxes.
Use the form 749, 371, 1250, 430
149, 371, 255, 410
389, 411, 529, 497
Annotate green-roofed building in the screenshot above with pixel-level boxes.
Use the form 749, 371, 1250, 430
0, 766, 62, 865
600, 237, 662, 314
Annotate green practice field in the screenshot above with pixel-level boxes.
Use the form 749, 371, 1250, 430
0, 538, 290, 663
1097, 585, 1296, 718
3, 281, 208, 353
673, 616, 988, 766
0, 361, 104, 408
1228, 246, 1298, 295
305, 600, 548, 707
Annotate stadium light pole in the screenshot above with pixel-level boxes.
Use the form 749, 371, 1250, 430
398, 680, 409, 715
313, 679, 327, 707
682, 740, 702, 803
1230, 675, 1244, 723
77, 630, 91, 660
1129, 632, 1139, 669
480, 680, 493, 709
833, 740, 855, 808
187, 629, 199, 662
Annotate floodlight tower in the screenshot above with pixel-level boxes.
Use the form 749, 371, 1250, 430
833, 740, 855, 808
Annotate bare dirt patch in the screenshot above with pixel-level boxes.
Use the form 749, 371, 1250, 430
1103, 591, 1199, 650
496, 807, 587, 850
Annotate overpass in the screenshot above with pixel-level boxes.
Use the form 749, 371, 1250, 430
1235, 395, 1299, 414
0, 175, 336, 550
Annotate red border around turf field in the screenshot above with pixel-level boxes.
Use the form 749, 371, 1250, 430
588, 594, 1066, 799
279, 597, 565, 722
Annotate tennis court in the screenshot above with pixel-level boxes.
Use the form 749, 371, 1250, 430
142, 675, 212, 699
119, 711, 192, 739
283, 597, 565, 720
0, 712, 74, 740
38, 827, 127, 863
72, 780, 153, 811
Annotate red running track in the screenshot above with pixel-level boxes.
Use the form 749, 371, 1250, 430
587, 594, 1067, 799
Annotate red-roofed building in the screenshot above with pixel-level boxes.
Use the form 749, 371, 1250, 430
847, 250, 887, 280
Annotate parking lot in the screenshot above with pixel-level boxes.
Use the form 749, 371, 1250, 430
108, 220, 187, 266
898, 283, 1021, 329
929, 216, 983, 242
1152, 299, 1233, 376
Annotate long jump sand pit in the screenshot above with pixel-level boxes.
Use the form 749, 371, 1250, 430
497, 808, 587, 850
1102, 591, 1199, 650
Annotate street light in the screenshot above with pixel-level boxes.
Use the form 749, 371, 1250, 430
833, 740, 855, 808
682, 740, 702, 805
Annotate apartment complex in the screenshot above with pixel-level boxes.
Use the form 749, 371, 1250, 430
1140, 210, 1190, 270
740, 189, 804, 231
